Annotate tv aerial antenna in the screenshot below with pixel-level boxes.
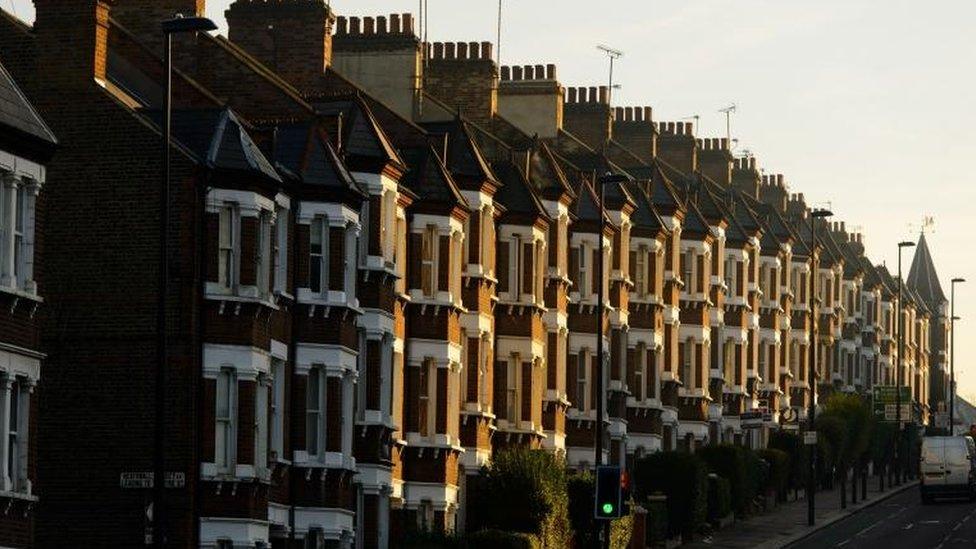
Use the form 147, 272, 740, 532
719, 103, 737, 144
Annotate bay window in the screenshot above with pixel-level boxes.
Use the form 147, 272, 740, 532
255, 373, 269, 471
270, 358, 285, 461
681, 340, 693, 388
0, 177, 37, 292
634, 247, 647, 296
634, 343, 646, 401
0, 375, 30, 493
273, 205, 289, 294
418, 358, 434, 437
682, 250, 694, 292
421, 225, 437, 297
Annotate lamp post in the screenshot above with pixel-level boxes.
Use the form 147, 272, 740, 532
807, 208, 832, 527
157, 15, 217, 549
950, 278, 965, 434
894, 241, 915, 486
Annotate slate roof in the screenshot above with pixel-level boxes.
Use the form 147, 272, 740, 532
313, 95, 405, 172
269, 121, 364, 198
400, 145, 469, 209
624, 180, 667, 237
422, 117, 499, 187
492, 160, 548, 220
0, 60, 57, 159
155, 108, 280, 183
907, 232, 947, 307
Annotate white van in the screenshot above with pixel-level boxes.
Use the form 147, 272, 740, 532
920, 436, 976, 503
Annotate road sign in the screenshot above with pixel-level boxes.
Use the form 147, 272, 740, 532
120, 471, 186, 489
803, 431, 817, 445
873, 385, 912, 421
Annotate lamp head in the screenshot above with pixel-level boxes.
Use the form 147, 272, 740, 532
811, 209, 833, 219
952, 278, 966, 284
162, 15, 218, 34
898, 241, 916, 248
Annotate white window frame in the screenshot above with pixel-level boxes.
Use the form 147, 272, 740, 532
270, 358, 285, 461
635, 247, 647, 296
578, 243, 590, 296
273, 205, 289, 294
507, 353, 521, 423
256, 211, 273, 298
421, 225, 438, 297
218, 204, 240, 292
305, 366, 326, 459
683, 249, 694, 293
576, 349, 589, 413
509, 234, 523, 299
255, 373, 269, 471
309, 216, 329, 295
215, 368, 237, 474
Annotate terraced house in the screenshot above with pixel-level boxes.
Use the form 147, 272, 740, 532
0, 0, 953, 546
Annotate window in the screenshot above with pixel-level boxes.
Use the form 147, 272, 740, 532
218, 205, 239, 291
306, 367, 324, 458
507, 353, 520, 423
724, 340, 735, 384
309, 217, 328, 294
635, 248, 647, 296
724, 259, 735, 292
479, 336, 490, 409
305, 528, 324, 549
460, 331, 469, 406
481, 206, 495, 275
634, 344, 646, 401
682, 250, 694, 291
273, 206, 289, 293
681, 340, 693, 388
270, 359, 284, 461
418, 359, 433, 437
215, 369, 237, 473
509, 235, 522, 297
6, 380, 17, 491
534, 240, 545, 302
256, 211, 272, 297
255, 374, 269, 471
578, 244, 589, 296
576, 350, 589, 412
421, 225, 437, 297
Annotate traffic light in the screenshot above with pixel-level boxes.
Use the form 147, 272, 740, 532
594, 465, 623, 520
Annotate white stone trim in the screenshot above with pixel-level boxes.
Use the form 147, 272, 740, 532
297, 201, 360, 227
293, 506, 355, 540
402, 481, 459, 510
0, 348, 39, 382
295, 343, 358, 377
199, 517, 269, 549
207, 188, 275, 217
203, 344, 270, 380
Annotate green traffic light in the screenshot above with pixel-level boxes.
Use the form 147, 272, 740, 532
602, 502, 614, 515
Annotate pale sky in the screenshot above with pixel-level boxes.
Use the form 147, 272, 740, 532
8, 1, 976, 401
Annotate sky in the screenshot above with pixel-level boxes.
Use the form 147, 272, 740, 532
7, 1, 976, 401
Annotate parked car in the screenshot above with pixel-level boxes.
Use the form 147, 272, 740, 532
920, 436, 976, 503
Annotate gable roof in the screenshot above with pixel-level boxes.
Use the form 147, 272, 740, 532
269, 120, 364, 198
907, 232, 947, 307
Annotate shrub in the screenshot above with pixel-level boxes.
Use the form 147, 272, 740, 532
697, 445, 748, 514
706, 474, 732, 522
769, 431, 806, 492
758, 448, 790, 501
634, 451, 707, 539
467, 529, 541, 549
480, 448, 571, 548
743, 448, 768, 510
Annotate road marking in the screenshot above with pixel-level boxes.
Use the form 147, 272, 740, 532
902, 523, 914, 530
920, 520, 941, 525
953, 522, 962, 531
836, 539, 851, 547
857, 521, 882, 536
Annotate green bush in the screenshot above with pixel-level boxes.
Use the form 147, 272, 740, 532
743, 448, 767, 509
706, 474, 732, 522
769, 431, 806, 492
480, 448, 571, 548
466, 529, 541, 549
697, 445, 749, 514
758, 448, 790, 501
634, 451, 707, 539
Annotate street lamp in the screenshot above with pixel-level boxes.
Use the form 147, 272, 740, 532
595, 172, 626, 549
156, 14, 217, 549
894, 241, 915, 486
807, 208, 832, 527
950, 278, 965, 434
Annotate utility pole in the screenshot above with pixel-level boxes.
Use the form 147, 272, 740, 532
895, 240, 915, 485
808, 208, 832, 526
950, 278, 965, 434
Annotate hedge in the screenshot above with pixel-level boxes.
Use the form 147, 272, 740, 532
769, 431, 806, 492
634, 451, 708, 539
467, 530, 541, 549
697, 445, 749, 514
757, 448, 790, 501
706, 474, 732, 522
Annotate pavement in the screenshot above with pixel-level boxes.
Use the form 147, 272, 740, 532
683, 478, 921, 549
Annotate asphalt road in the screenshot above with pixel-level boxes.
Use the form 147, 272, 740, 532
787, 486, 976, 549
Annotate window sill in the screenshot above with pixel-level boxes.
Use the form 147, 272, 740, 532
0, 489, 37, 503
293, 452, 357, 471
200, 464, 273, 484
205, 286, 279, 310
403, 433, 464, 451
0, 285, 42, 304
297, 288, 361, 311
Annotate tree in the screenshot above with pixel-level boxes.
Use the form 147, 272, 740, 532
821, 393, 873, 506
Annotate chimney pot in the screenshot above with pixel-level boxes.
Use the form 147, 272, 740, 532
445, 42, 456, 59
337, 16, 348, 34
468, 41, 480, 59
501, 66, 512, 80
481, 42, 493, 60
546, 64, 556, 79
376, 16, 387, 34
402, 13, 414, 34
534, 64, 545, 79
634, 107, 643, 122
625, 106, 634, 121
615, 107, 624, 121
523, 64, 534, 79
644, 106, 653, 122
390, 13, 401, 33
776, 174, 784, 186
350, 16, 361, 34
588, 87, 598, 103
433, 42, 444, 59
598, 85, 609, 104
512, 66, 523, 80
456, 42, 468, 59
720, 138, 728, 150
363, 17, 375, 35
568, 87, 578, 103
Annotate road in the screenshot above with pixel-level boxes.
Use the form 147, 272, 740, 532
786, 486, 976, 549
